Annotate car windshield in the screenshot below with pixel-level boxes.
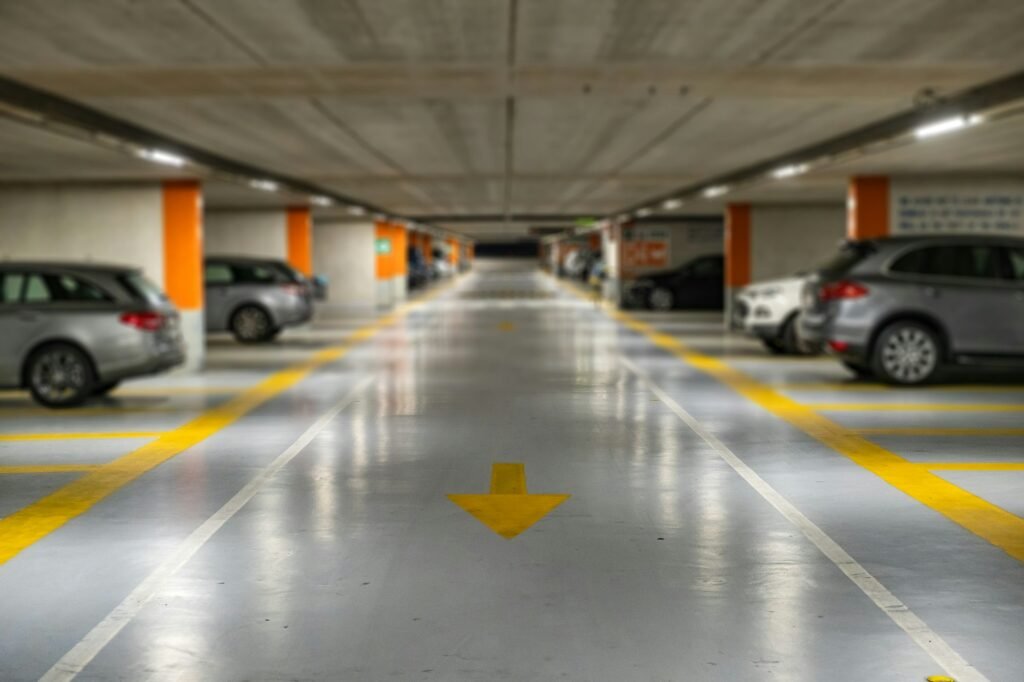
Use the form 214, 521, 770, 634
118, 272, 168, 305
274, 263, 307, 283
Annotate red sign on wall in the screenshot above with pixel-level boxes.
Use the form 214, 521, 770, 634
622, 240, 669, 268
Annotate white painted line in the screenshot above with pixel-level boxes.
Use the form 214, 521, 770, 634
618, 354, 989, 682
40, 376, 375, 682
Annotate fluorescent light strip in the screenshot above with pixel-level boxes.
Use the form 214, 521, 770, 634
702, 185, 730, 198
662, 198, 683, 210
249, 179, 279, 192
137, 149, 186, 168
771, 163, 809, 179
310, 196, 333, 207
913, 114, 982, 139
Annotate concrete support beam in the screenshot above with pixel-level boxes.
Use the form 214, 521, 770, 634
313, 221, 376, 314
0, 181, 205, 370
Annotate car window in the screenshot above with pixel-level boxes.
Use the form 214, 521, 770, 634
118, 272, 168, 304
690, 257, 723, 277
0, 273, 25, 304
231, 264, 285, 284
23, 274, 51, 303
273, 262, 306, 283
46, 274, 113, 302
205, 263, 233, 285
1008, 248, 1024, 281
891, 245, 1006, 280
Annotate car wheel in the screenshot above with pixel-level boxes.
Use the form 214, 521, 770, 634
26, 343, 95, 408
92, 380, 121, 396
231, 305, 275, 343
647, 287, 674, 311
780, 316, 806, 355
871, 321, 941, 385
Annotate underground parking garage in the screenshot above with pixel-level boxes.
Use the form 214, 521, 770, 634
1, 2, 1024, 680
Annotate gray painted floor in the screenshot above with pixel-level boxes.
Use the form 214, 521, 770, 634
0, 259, 1022, 681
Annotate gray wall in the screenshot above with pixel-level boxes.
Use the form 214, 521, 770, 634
0, 184, 163, 282
313, 221, 376, 311
204, 210, 286, 259
750, 205, 846, 282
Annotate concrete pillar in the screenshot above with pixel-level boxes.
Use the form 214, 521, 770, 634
313, 221, 376, 314
848, 175, 1024, 238
847, 176, 891, 240
162, 181, 205, 370
286, 207, 313, 277
205, 208, 291, 261
0, 181, 205, 370
375, 222, 408, 308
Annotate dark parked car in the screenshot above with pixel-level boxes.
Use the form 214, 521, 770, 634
0, 262, 185, 407
204, 257, 314, 343
800, 236, 1024, 384
408, 246, 429, 290
625, 254, 725, 310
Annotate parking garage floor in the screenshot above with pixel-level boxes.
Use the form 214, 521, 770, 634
1, 260, 1022, 682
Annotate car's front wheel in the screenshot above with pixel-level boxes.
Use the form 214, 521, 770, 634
871, 321, 942, 385
647, 287, 674, 311
26, 343, 95, 408
230, 305, 277, 343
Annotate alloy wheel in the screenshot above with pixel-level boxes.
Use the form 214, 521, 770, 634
880, 326, 938, 383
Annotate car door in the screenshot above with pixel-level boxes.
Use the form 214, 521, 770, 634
203, 262, 234, 331
675, 256, 724, 309
0, 272, 29, 385
889, 243, 1018, 355
1006, 246, 1024, 351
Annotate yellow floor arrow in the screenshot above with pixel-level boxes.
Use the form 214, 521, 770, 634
448, 463, 570, 539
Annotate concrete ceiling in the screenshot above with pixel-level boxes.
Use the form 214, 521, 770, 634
1, 0, 1023, 240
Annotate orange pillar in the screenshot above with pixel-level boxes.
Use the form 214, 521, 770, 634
448, 238, 459, 269
847, 176, 890, 240
286, 206, 313, 276
724, 203, 751, 290
162, 180, 204, 369
422, 234, 433, 265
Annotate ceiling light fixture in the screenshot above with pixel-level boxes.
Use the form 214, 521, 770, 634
310, 196, 333, 207
136, 148, 186, 167
635, 208, 653, 218
662, 198, 684, 210
770, 163, 809, 179
913, 114, 982, 139
702, 185, 730, 198
249, 179, 279, 192
347, 206, 367, 216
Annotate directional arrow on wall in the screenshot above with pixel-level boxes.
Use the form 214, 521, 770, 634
448, 463, 570, 539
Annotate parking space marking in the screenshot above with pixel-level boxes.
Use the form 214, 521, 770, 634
857, 427, 1024, 437
619, 354, 988, 682
0, 464, 100, 474
41, 376, 375, 682
553, 278, 1024, 564
810, 402, 1024, 412
918, 462, 1024, 471
0, 279, 456, 566
0, 432, 163, 442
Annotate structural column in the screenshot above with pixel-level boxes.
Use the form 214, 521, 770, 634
162, 181, 205, 370
375, 221, 408, 307
847, 176, 890, 240
286, 206, 313, 277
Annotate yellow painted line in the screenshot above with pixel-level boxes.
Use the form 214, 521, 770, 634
857, 427, 1024, 437
0, 464, 100, 474
0, 281, 456, 566
810, 402, 1024, 412
781, 382, 1024, 393
556, 279, 1024, 563
918, 462, 1024, 471
0, 432, 163, 442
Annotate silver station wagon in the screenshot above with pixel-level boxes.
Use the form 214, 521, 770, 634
204, 256, 314, 343
0, 262, 185, 407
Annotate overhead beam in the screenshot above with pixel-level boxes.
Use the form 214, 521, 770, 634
617, 68, 1024, 217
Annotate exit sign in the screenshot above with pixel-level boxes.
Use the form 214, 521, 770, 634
375, 238, 392, 254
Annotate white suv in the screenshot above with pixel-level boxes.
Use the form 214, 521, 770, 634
734, 274, 815, 354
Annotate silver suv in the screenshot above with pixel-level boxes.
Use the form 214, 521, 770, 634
0, 263, 185, 407
204, 257, 313, 343
800, 236, 1024, 384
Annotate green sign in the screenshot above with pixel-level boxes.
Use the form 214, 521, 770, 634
375, 238, 392, 255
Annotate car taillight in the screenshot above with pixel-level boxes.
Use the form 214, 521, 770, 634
281, 283, 304, 297
120, 311, 164, 331
819, 280, 868, 302
827, 340, 850, 352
